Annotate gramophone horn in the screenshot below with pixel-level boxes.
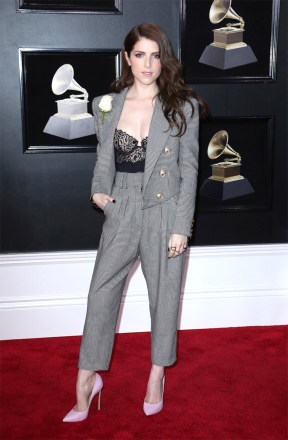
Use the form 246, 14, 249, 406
209, 0, 244, 28
208, 130, 241, 162
51, 64, 88, 100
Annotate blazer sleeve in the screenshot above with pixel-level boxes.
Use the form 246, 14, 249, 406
171, 99, 199, 237
90, 96, 105, 197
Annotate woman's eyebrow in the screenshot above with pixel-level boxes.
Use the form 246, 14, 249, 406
133, 50, 160, 54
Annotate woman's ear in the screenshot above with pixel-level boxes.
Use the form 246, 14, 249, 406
124, 51, 131, 66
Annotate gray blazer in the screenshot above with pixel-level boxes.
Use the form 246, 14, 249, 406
91, 88, 199, 237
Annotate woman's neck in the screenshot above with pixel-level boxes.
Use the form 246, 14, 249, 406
127, 82, 158, 100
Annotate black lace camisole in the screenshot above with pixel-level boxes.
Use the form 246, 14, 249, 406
114, 129, 147, 173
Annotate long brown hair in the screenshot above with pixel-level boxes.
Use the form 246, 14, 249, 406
112, 23, 208, 136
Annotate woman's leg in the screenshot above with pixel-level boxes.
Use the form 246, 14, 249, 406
76, 178, 143, 405
140, 200, 185, 402
79, 212, 141, 372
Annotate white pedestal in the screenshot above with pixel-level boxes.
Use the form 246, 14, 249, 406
43, 99, 95, 140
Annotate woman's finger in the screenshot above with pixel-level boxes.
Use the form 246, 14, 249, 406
168, 245, 179, 258
168, 234, 188, 258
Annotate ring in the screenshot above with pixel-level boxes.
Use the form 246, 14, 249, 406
171, 246, 176, 251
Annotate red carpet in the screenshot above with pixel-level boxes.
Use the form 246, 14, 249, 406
1, 326, 287, 440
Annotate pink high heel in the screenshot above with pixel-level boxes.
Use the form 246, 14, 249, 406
63, 373, 103, 422
143, 376, 165, 416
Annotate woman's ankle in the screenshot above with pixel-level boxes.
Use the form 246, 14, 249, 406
76, 369, 95, 390
150, 364, 165, 380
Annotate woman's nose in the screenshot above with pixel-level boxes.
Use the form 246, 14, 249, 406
145, 57, 151, 68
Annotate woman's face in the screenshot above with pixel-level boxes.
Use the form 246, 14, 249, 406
125, 37, 162, 87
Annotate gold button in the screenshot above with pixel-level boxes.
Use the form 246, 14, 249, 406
159, 169, 166, 177
156, 192, 164, 200
164, 147, 170, 154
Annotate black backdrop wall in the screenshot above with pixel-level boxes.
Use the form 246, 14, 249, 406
0, 0, 287, 253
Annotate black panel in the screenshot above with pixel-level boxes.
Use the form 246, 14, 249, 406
197, 117, 274, 213
20, 49, 120, 153
181, 0, 280, 83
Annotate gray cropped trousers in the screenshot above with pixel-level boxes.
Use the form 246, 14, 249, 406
78, 172, 185, 371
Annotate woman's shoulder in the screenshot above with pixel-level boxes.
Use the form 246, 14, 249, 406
92, 89, 128, 114
93, 87, 128, 103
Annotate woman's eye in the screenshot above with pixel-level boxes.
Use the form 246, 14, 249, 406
154, 54, 160, 59
135, 53, 143, 58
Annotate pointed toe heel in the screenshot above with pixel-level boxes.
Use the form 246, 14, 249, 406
63, 373, 103, 423
143, 399, 163, 416
143, 376, 165, 416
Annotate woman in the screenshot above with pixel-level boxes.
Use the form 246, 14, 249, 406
63, 23, 206, 422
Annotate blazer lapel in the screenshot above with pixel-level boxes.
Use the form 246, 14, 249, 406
143, 97, 170, 192
101, 88, 129, 154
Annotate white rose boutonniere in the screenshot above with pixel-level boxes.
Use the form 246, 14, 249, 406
99, 95, 113, 125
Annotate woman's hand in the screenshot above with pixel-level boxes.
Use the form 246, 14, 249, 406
92, 193, 115, 211
168, 234, 188, 258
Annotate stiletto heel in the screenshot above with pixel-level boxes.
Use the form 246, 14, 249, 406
143, 376, 165, 416
63, 373, 103, 422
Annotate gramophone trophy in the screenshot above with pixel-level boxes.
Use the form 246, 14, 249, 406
200, 130, 254, 200
43, 64, 95, 140
199, 0, 257, 69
